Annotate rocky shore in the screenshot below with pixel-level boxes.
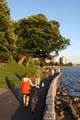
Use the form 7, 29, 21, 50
55, 85, 80, 120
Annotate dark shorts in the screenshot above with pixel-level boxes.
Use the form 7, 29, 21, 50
23, 93, 30, 96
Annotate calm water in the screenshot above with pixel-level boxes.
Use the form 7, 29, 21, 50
60, 67, 80, 97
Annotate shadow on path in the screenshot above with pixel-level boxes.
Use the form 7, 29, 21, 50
5, 76, 22, 104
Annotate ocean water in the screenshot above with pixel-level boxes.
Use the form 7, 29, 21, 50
60, 67, 80, 97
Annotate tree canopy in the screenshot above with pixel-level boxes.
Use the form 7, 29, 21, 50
0, 0, 16, 60
15, 14, 70, 58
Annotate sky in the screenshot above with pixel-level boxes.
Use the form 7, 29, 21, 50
6, 0, 80, 64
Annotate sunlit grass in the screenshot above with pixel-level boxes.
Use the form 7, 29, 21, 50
0, 60, 36, 88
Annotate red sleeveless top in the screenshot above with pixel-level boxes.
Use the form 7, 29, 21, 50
22, 78, 31, 94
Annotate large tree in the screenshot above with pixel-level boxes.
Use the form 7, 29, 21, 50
0, 0, 16, 60
14, 14, 70, 65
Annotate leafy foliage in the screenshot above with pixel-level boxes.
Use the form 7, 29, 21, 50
0, 0, 16, 60
15, 14, 70, 58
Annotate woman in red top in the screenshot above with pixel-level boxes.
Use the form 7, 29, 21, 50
22, 72, 34, 107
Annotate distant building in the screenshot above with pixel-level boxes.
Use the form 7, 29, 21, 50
59, 56, 67, 64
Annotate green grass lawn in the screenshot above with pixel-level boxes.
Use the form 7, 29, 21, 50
0, 60, 37, 88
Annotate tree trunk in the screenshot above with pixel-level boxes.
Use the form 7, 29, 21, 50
18, 56, 26, 66
25, 56, 31, 67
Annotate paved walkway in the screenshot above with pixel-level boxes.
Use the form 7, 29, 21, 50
0, 88, 9, 95
0, 75, 57, 120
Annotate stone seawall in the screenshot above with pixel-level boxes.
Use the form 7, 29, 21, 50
43, 73, 62, 120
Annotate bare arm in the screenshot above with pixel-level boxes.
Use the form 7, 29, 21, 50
29, 79, 35, 86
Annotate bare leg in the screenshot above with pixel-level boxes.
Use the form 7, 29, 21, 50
23, 94, 26, 106
25, 95, 29, 107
